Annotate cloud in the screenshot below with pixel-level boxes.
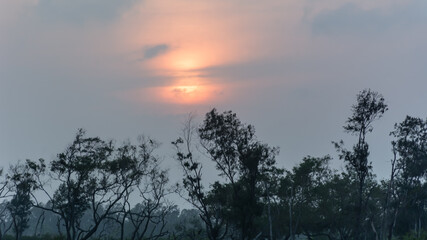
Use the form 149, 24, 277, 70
35, 0, 138, 24
311, 3, 390, 35
311, 1, 427, 35
143, 44, 170, 60
198, 57, 317, 85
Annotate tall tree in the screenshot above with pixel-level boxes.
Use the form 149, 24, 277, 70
175, 109, 279, 240
335, 89, 388, 239
198, 109, 278, 240
173, 115, 229, 240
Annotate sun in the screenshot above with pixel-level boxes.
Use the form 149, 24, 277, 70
154, 54, 215, 104
172, 85, 198, 95
159, 83, 208, 104
174, 59, 198, 70
142, 50, 226, 105
144, 77, 223, 105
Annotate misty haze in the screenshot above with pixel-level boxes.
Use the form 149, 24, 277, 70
1, 1, 427, 240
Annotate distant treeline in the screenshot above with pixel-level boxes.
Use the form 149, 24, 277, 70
1, 89, 427, 240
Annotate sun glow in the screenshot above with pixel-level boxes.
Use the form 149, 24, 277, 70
174, 85, 198, 93
154, 81, 222, 105
150, 50, 223, 104
170, 54, 202, 70
175, 59, 197, 70
119, 1, 254, 105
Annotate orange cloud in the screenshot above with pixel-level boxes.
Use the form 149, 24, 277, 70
112, 1, 275, 105
111, 0, 319, 106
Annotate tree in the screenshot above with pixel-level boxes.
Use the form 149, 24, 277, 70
171, 209, 206, 240
319, 172, 356, 240
390, 116, 427, 238
175, 109, 279, 240
379, 140, 399, 240
126, 158, 171, 240
29, 129, 166, 240
0, 169, 12, 240
258, 163, 283, 240
0, 168, 8, 200
6, 161, 39, 240
105, 137, 172, 240
200, 109, 279, 240
335, 89, 388, 239
173, 114, 229, 240
278, 156, 337, 239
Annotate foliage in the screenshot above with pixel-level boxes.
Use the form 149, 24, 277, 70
173, 114, 229, 240
24, 129, 170, 240
334, 89, 388, 239
3, 89, 427, 240
401, 230, 427, 240
390, 116, 427, 237
174, 109, 279, 240
7, 161, 40, 240
199, 109, 279, 240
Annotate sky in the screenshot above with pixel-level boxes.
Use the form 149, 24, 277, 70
1, 0, 427, 186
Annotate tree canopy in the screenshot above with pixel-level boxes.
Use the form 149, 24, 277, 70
2, 89, 427, 240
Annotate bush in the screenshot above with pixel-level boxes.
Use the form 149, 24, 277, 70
402, 231, 427, 240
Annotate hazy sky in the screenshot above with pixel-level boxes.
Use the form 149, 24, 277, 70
1, 0, 427, 183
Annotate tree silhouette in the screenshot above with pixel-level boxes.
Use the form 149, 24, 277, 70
0, 169, 12, 240
173, 114, 229, 240
5, 89, 427, 240
106, 137, 171, 240
334, 89, 388, 239
175, 109, 279, 240
7, 161, 38, 240
27, 129, 169, 240
390, 116, 427, 238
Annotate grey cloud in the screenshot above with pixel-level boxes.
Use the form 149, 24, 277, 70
143, 44, 170, 60
198, 58, 321, 84
312, 4, 390, 35
311, 1, 427, 35
35, 0, 138, 24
